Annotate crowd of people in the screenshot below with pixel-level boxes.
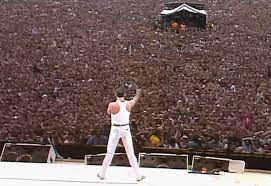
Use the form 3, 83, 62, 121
0, 0, 270, 154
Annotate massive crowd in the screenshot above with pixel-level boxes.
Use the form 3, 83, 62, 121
0, 0, 270, 154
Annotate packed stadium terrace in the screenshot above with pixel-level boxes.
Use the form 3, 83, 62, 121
0, 0, 270, 154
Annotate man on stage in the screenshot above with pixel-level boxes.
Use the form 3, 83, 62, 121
97, 87, 145, 181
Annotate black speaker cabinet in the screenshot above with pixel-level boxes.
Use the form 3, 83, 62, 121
139, 153, 188, 169
191, 156, 230, 173
85, 153, 130, 166
0, 143, 56, 163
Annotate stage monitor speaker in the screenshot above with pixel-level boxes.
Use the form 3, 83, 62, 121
85, 153, 130, 166
191, 156, 231, 174
139, 153, 188, 169
0, 143, 56, 163
228, 160, 245, 173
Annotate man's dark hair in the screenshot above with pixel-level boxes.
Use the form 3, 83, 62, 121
115, 87, 125, 98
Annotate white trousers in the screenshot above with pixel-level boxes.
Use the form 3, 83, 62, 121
98, 125, 142, 179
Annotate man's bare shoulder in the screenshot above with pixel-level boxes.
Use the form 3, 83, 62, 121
127, 99, 135, 105
108, 102, 120, 114
108, 102, 120, 109
108, 101, 116, 105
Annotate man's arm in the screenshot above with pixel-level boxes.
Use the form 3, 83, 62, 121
107, 102, 113, 115
127, 89, 142, 111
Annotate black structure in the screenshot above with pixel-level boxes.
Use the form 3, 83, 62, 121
85, 153, 130, 166
191, 156, 230, 174
139, 153, 188, 169
1, 142, 271, 171
0, 143, 55, 163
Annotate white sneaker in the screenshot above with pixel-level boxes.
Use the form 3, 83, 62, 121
137, 175, 146, 181
97, 173, 105, 180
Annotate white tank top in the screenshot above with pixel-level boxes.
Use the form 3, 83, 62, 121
111, 100, 130, 125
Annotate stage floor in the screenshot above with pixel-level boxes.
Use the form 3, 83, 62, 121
0, 161, 270, 186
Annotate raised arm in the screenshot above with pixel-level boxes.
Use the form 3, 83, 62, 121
127, 89, 142, 112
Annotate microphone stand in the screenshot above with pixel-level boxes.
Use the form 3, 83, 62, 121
48, 134, 64, 160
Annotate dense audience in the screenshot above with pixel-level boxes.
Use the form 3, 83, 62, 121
0, 0, 270, 154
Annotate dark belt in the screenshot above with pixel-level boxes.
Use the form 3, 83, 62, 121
112, 123, 129, 127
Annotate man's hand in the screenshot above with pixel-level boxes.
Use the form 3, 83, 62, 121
127, 88, 142, 112
136, 89, 142, 95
